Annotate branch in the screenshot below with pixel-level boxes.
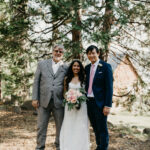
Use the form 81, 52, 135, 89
131, 0, 150, 4
111, 42, 139, 52
43, 17, 69, 34
111, 43, 140, 64
128, 21, 150, 25
111, 42, 150, 70
113, 90, 131, 97
43, 15, 68, 24
109, 49, 130, 65
65, 53, 74, 62
37, 52, 52, 59
122, 28, 149, 46
30, 16, 69, 34
28, 30, 72, 44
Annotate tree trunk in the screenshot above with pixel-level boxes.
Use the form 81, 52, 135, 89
71, 2, 82, 60
51, 0, 61, 49
101, 0, 115, 61
0, 62, 1, 101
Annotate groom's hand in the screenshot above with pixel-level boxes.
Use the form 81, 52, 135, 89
32, 100, 39, 109
103, 107, 111, 116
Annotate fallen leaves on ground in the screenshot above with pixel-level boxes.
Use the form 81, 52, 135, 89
0, 109, 150, 150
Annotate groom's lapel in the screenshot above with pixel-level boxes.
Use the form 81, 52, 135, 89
46, 59, 55, 77
93, 60, 103, 83
87, 64, 91, 85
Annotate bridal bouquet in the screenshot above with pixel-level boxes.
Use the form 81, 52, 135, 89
63, 88, 87, 110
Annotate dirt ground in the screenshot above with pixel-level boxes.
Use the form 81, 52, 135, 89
0, 108, 150, 150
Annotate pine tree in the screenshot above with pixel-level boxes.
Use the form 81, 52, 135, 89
0, 0, 150, 106
0, 0, 33, 104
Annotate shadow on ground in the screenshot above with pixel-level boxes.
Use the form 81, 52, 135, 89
0, 106, 150, 150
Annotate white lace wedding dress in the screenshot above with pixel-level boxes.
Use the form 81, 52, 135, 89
60, 82, 90, 150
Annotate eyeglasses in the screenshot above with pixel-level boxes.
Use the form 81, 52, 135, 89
54, 50, 64, 54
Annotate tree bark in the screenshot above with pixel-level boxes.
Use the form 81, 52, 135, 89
71, 2, 82, 60
101, 0, 115, 61
0, 62, 1, 101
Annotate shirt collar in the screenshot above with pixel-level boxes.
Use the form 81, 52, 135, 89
52, 59, 61, 65
91, 59, 100, 66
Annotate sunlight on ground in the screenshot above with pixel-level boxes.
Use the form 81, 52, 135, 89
0, 109, 150, 150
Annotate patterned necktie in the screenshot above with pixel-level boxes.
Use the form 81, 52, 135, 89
88, 64, 95, 95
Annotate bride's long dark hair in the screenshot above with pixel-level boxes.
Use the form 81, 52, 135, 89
65, 60, 85, 90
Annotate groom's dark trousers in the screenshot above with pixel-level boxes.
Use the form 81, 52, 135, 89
87, 98, 108, 150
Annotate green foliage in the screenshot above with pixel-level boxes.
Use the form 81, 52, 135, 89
0, 0, 33, 103
0, 0, 150, 104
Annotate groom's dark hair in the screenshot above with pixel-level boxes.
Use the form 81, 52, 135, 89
86, 45, 99, 54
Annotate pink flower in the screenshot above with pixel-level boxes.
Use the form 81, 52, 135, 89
71, 98, 77, 103
69, 89, 76, 95
70, 95, 77, 102
66, 89, 77, 102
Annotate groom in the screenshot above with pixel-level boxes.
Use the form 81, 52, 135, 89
85, 45, 113, 150
32, 44, 68, 150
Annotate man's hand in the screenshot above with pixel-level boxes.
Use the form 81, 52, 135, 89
32, 100, 39, 109
103, 107, 111, 116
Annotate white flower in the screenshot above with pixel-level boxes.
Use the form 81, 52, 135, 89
98, 63, 103, 67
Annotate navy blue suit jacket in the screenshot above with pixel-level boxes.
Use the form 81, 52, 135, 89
85, 60, 113, 108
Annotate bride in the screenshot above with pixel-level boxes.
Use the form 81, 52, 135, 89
60, 60, 90, 150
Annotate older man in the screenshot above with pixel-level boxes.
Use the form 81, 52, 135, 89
32, 45, 68, 150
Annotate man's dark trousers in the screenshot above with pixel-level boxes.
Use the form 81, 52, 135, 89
87, 98, 109, 150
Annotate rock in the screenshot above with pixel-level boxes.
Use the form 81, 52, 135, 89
143, 128, 150, 135
110, 112, 116, 115
119, 133, 126, 138
107, 121, 114, 129
21, 100, 35, 110
131, 125, 137, 129
131, 126, 141, 134
132, 128, 141, 134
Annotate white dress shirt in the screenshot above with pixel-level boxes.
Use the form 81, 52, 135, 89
52, 59, 63, 74
87, 59, 100, 97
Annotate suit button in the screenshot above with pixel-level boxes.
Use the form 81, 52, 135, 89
53, 84, 54, 86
